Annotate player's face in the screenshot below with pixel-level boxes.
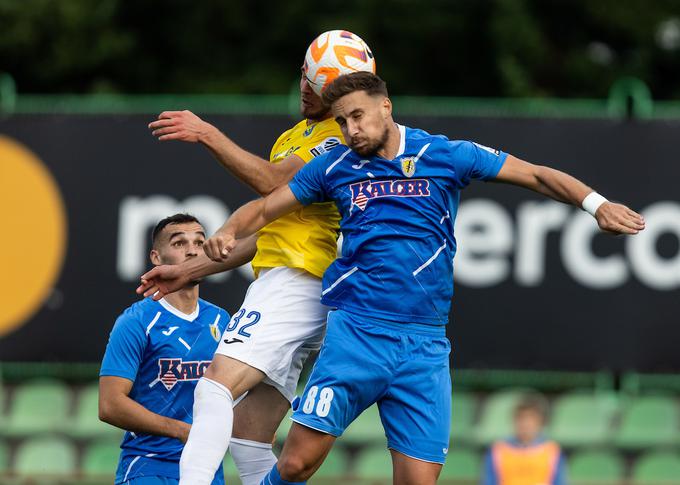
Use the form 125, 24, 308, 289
300, 69, 329, 121
151, 222, 206, 276
331, 90, 391, 157
514, 409, 544, 444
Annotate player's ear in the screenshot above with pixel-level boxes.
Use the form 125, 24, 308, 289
150, 249, 161, 266
382, 97, 392, 119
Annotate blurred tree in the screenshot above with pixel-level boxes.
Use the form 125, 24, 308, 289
1, 0, 679, 98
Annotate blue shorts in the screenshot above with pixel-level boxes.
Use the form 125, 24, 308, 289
292, 309, 452, 464
122, 478, 178, 485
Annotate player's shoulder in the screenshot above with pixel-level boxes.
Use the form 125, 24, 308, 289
197, 298, 229, 318
113, 297, 158, 331
300, 118, 344, 160
403, 125, 453, 152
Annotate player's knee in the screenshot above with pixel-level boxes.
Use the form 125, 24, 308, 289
277, 453, 315, 481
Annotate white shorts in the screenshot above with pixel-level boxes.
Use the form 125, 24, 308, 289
215, 266, 329, 402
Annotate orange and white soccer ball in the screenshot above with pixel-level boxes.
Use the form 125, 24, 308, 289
303, 30, 376, 96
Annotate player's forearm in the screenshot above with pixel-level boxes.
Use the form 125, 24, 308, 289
533, 165, 593, 206
218, 199, 270, 240
200, 127, 280, 195
181, 237, 257, 279
99, 394, 189, 442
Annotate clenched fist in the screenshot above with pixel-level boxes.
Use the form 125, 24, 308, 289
203, 233, 237, 262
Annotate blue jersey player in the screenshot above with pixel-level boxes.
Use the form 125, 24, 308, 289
194, 73, 643, 484
99, 214, 255, 485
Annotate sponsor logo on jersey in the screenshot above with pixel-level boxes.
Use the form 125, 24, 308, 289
310, 137, 341, 158
400, 157, 416, 177
157, 358, 211, 390
223, 337, 244, 345
349, 179, 430, 211
352, 159, 371, 169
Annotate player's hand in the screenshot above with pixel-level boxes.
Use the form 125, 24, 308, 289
203, 232, 237, 262
148, 110, 214, 143
136, 265, 190, 301
595, 202, 645, 235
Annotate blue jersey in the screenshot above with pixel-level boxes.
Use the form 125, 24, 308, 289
289, 124, 506, 325
100, 297, 229, 484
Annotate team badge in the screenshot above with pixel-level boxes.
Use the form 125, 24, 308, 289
303, 124, 315, 137
401, 157, 416, 177
210, 323, 221, 342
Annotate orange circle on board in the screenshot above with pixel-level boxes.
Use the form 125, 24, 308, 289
0, 135, 67, 337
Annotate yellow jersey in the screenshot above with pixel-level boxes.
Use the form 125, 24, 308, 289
251, 117, 343, 279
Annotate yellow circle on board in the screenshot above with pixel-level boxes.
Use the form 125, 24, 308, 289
0, 135, 67, 337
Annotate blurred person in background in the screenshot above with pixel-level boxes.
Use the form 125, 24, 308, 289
99, 214, 255, 485
482, 396, 567, 485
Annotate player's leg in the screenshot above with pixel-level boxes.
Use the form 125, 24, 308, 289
260, 310, 396, 483
378, 326, 452, 485
179, 355, 265, 485
390, 450, 442, 485
181, 267, 328, 485
230, 382, 291, 485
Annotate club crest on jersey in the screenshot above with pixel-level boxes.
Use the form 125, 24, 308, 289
349, 179, 430, 211
400, 157, 416, 177
303, 124, 315, 137
156, 358, 211, 390
209, 324, 221, 342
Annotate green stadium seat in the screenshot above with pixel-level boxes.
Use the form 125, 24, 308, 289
548, 392, 617, 447
340, 404, 385, 445
70, 382, 125, 439
81, 439, 121, 476
568, 449, 625, 482
450, 392, 477, 445
440, 447, 481, 480
632, 451, 680, 483
474, 390, 527, 445
615, 395, 679, 449
4, 379, 71, 437
0, 440, 8, 474
14, 435, 77, 476
354, 445, 392, 479
315, 446, 350, 478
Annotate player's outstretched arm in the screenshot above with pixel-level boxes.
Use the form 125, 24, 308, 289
136, 235, 258, 300
204, 185, 302, 262
148, 110, 304, 195
99, 376, 191, 442
494, 155, 645, 235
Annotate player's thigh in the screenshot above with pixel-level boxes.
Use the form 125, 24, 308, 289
232, 381, 291, 443
292, 310, 396, 437
379, 332, 451, 465
277, 422, 337, 481
204, 353, 265, 399
391, 449, 442, 485
214, 267, 327, 400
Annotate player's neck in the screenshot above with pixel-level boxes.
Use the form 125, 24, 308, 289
375, 121, 401, 160
163, 286, 199, 315
306, 112, 332, 125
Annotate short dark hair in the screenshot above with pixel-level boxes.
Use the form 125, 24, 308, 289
322, 72, 388, 107
151, 213, 202, 247
514, 394, 548, 420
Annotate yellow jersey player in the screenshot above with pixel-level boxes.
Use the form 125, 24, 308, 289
144, 31, 375, 485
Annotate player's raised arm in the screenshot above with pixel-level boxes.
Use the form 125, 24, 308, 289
204, 185, 303, 262
494, 154, 645, 235
136, 234, 259, 300
148, 110, 305, 196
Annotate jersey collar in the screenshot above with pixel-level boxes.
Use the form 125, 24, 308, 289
394, 124, 406, 159
159, 298, 200, 322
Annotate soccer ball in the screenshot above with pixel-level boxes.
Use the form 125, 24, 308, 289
303, 30, 376, 96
